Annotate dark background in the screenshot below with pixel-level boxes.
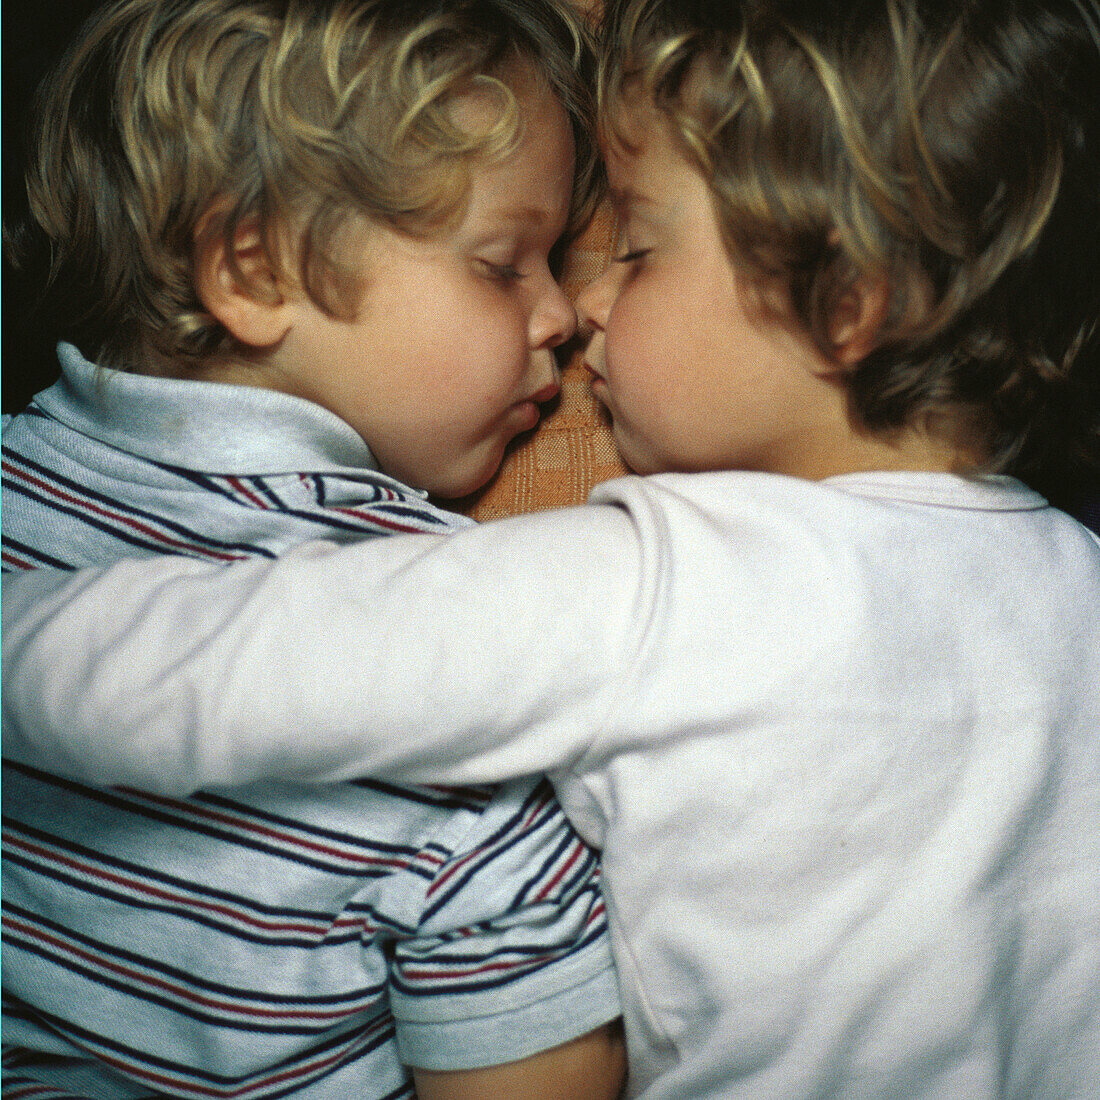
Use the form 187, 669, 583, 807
4, 0, 103, 415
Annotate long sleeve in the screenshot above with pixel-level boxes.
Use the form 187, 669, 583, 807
3, 503, 648, 796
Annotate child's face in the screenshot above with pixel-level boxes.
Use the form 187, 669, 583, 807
271, 72, 576, 498
576, 105, 849, 479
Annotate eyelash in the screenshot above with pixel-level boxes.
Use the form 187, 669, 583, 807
615, 248, 650, 265
482, 261, 523, 283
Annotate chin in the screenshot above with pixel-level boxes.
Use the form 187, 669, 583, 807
426, 450, 507, 501
610, 431, 651, 477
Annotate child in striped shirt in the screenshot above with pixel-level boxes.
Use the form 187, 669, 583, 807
1, 0, 624, 1097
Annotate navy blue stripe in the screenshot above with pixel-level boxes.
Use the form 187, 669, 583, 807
2, 842, 368, 950
0, 1066, 107, 1100
149, 464, 257, 504
2, 475, 225, 560
348, 778, 494, 812
4, 805, 360, 926
4, 841, 413, 947
2, 446, 276, 557
260, 504, 433, 536
5, 764, 433, 879
9, 402, 51, 423
4, 900, 383, 1008
350, 500, 453, 524
2, 933, 363, 1037
401, 907, 607, 969
390, 920, 608, 998
5, 998, 400, 1097
0, 534, 73, 570
423, 781, 560, 920
16, 794, 406, 879
511, 825, 596, 912
160, 464, 451, 532
190, 791, 424, 860
247, 475, 290, 509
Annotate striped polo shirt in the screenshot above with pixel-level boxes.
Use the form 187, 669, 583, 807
1, 344, 619, 1099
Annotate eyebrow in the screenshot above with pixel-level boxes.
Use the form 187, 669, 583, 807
488, 203, 564, 227
608, 185, 656, 214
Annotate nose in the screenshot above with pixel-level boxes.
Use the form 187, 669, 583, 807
575, 262, 618, 333
530, 270, 578, 350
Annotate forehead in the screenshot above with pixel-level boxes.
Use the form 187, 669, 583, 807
601, 100, 689, 206
459, 71, 576, 230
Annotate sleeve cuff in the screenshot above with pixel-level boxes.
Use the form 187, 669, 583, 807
394, 960, 621, 1071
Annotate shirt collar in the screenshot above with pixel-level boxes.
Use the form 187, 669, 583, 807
824, 469, 1049, 512
40, 343, 380, 476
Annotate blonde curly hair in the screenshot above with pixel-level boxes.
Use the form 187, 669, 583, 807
24, 0, 599, 371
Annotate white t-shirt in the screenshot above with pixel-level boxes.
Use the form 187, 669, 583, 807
4, 470, 1100, 1097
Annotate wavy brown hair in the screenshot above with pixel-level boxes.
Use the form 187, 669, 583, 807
21, 0, 599, 371
599, 0, 1100, 499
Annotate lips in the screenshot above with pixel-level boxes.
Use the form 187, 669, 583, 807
583, 361, 608, 397
510, 382, 559, 433
527, 382, 561, 404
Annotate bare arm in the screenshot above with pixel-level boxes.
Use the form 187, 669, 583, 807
412, 1021, 626, 1100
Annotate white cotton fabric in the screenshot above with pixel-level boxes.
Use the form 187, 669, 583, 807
4, 469, 1100, 1097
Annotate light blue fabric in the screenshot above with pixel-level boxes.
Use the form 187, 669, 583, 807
1, 345, 620, 1098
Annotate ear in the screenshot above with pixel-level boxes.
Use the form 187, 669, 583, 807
827, 275, 890, 367
193, 214, 295, 349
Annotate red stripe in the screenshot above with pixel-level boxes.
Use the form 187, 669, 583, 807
116, 790, 420, 870
403, 900, 607, 982
2, 460, 244, 562
536, 838, 586, 902
79, 1030, 364, 1098
429, 790, 556, 898
2, 550, 36, 570
401, 950, 555, 982
3, 914, 365, 1023
3, 833, 328, 935
521, 787, 555, 830
226, 476, 270, 509
330, 506, 425, 534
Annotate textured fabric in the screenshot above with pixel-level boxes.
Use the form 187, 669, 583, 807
0, 346, 620, 1098
4, 470, 1099, 1098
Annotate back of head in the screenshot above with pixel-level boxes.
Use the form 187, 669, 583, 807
21, 0, 598, 374
599, 0, 1100, 503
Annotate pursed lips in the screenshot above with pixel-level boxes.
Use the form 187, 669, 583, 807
526, 382, 562, 404
582, 359, 607, 391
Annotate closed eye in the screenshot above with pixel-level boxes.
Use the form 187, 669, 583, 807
615, 248, 650, 264
480, 260, 524, 282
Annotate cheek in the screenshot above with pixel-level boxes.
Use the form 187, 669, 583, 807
462, 290, 528, 369
604, 287, 663, 393
415, 298, 522, 398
